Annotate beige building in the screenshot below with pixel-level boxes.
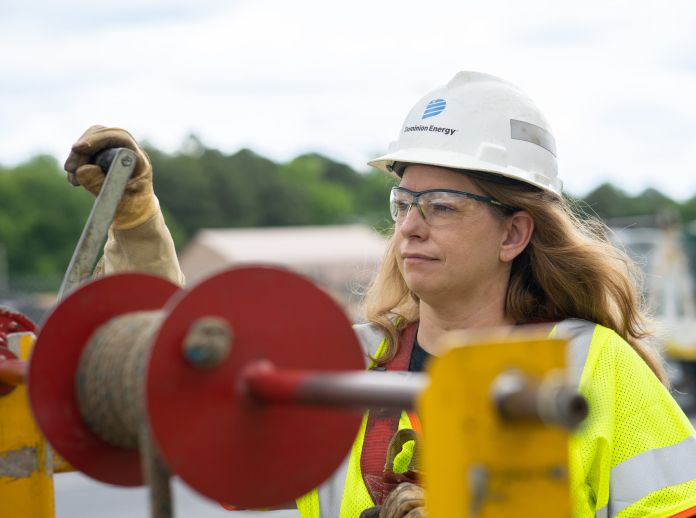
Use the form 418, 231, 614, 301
178, 224, 388, 317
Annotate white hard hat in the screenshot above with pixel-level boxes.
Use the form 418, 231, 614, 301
368, 71, 562, 195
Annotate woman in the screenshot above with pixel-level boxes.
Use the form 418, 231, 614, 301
65, 72, 696, 517
359, 72, 696, 518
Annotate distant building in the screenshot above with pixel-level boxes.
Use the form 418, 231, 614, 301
611, 217, 696, 412
609, 216, 696, 368
178, 225, 388, 318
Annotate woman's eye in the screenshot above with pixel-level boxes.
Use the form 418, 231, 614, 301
429, 202, 456, 214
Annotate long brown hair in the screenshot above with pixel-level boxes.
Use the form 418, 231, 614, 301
362, 169, 667, 384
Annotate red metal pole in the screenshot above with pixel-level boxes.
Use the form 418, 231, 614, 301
242, 360, 427, 411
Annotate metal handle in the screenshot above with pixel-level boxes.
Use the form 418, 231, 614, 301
57, 148, 138, 300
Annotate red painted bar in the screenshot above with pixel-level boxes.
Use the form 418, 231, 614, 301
243, 361, 427, 411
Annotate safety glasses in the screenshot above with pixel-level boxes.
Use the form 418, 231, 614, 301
389, 186, 518, 227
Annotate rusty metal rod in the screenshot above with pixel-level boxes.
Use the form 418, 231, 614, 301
245, 362, 588, 430
140, 424, 173, 518
492, 369, 588, 429
243, 361, 427, 411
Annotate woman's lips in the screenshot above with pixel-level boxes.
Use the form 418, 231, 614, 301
402, 253, 437, 264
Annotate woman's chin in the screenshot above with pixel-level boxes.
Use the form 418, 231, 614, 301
405, 277, 442, 301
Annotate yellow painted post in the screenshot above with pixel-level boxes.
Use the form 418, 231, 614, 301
419, 334, 573, 517
0, 332, 54, 518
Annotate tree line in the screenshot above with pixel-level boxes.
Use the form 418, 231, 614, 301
1, 138, 695, 292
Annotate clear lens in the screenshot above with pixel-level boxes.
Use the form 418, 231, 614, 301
390, 188, 482, 227
421, 192, 478, 223
389, 189, 412, 222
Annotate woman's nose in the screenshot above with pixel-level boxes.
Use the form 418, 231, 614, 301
398, 201, 429, 237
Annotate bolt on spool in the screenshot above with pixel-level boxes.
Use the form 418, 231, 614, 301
182, 317, 232, 369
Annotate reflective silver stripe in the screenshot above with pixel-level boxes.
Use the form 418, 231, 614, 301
317, 453, 351, 518
604, 436, 696, 517
595, 506, 608, 518
554, 318, 597, 385
353, 323, 386, 366
510, 119, 557, 156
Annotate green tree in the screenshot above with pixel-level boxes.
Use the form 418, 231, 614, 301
582, 183, 632, 219
4, 138, 694, 294
0, 155, 91, 290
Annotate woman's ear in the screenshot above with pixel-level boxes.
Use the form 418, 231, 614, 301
499, 211, 534, 263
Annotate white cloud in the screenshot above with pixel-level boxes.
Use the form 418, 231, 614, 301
2, 0, 696, 199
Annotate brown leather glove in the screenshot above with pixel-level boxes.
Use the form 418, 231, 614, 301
64, 126, 156, 230
379, 482, 426, 518
359, 506, 383, 518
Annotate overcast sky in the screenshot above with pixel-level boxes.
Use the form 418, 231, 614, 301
2, 0, 696, 199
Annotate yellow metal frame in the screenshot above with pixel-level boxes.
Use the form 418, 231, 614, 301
419, 333, 572, 517
0, 333, 54, 518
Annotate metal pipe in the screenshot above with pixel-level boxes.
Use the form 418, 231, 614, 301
492, 369, 588, 430
243, 361, 427, 411
140, 424, 173, 518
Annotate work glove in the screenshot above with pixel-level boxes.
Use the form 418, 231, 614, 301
64, 125, 156, 230
380, 482, 426, 518
359, 483, 427, 518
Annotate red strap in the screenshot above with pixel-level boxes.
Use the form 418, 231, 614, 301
360, 321, 418, 505
407, 412, 422, 434
384, 321, 417, 371
670, 505, 696, 518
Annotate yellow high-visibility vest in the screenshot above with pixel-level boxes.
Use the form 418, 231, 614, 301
297, 320, 696, 518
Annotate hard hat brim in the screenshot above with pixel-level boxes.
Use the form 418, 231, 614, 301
368, 147, 562, 196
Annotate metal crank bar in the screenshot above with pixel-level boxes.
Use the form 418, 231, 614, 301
57, 148, 136, 300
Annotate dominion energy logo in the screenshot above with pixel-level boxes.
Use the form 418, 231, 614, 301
404, 98, 457, 136
422, 99, 446, 119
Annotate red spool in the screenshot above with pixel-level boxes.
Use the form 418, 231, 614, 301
28, 273, 180, 486
147, 266, 365, 509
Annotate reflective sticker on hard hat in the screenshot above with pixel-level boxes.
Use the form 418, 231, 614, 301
510, 119, 557, 157
421, 99, 447, 119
